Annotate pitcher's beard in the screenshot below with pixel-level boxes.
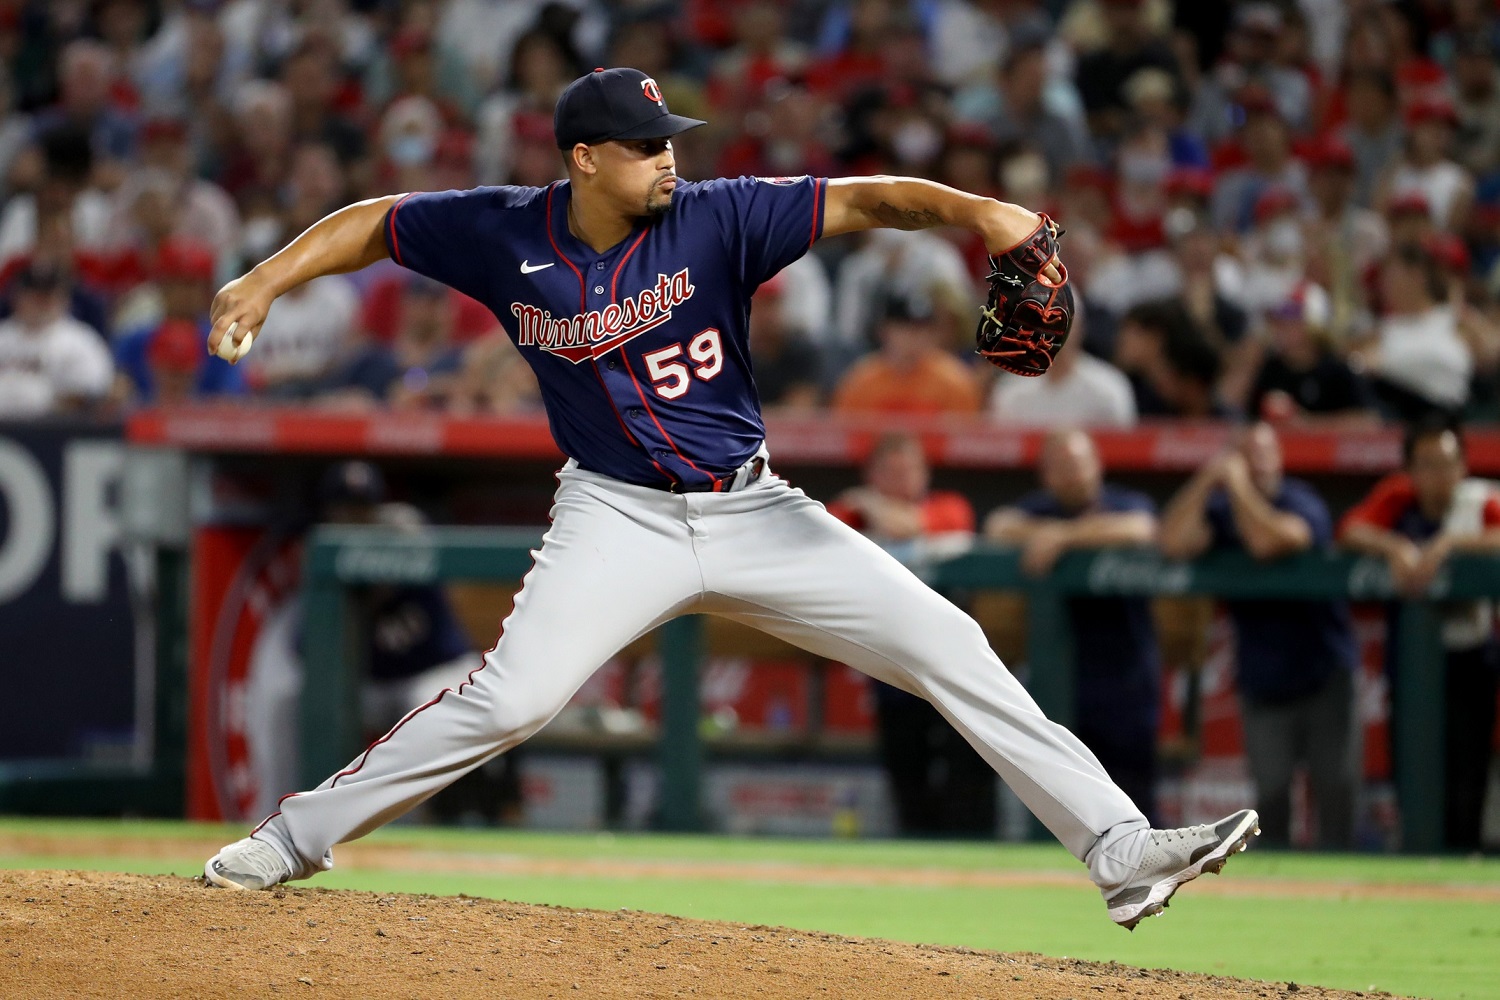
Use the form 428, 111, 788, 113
645, 191, 675, 216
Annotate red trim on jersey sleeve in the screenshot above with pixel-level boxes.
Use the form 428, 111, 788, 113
810, 177, 826, 247
384, 192, 416, 267
922, 491, 976, 534
1339, 472, 1417, 537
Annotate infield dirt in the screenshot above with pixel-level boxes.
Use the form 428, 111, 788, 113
1, 870, 1402, 999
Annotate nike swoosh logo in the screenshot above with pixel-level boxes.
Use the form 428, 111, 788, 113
520, 260, 554, 274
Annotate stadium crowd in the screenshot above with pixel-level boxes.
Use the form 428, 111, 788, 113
0, 0, 1493, 851
0, 0, 1499, 424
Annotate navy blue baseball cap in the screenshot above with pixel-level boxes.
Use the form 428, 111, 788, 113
554, 67, 706, 149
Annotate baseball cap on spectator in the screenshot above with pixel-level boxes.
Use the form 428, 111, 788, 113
554, 67, 706, 148
318, 460, 386, 509
1388, 190, 1432, 217
156, 240, 216, 283
880, 290, 937, 325
1004, 19, 1051, 62
434, 128, 472, 165
1424, 232, 1471, 275
141, 117, 188, 144
148, 319, 204, 374
1405, 96, 1458, 127
390, 26, 432, 61
1237, 85, 1281, 119
512, 111, 555, 145
945, 123, 995, 151
1303, 136, 1354, 172
1165, 167, 1214, 201
1254, 187, 1300, 224
1064, 163, 1113, 193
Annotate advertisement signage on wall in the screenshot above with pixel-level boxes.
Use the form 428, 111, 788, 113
0, 421, 139, 761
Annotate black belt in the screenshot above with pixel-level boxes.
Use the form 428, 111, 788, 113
663, 456, 766, 493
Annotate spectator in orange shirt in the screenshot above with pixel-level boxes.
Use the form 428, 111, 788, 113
831, 290, 982, 415
827, 431, 986, 835
1339, 416, 1500, 851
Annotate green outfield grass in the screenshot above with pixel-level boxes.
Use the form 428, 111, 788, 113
3, 818, 1498, 999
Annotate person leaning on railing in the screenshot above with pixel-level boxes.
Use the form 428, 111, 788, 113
1338, 414, 1500, 853
984, 429, 1162, 824
1158, 421, 1359, 850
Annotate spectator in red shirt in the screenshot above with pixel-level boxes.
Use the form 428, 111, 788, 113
827, 430, 974, 566
1339, 416, 1500, 851
827, 431, 986, 835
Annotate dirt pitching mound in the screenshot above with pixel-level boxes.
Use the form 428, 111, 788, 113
1, 871, 1394, 999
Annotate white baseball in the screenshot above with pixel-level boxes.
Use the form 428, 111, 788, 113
214, 322, 256, 363
233, 328, 255, 362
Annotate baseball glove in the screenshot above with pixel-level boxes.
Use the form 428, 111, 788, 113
975, 214, 1074, 376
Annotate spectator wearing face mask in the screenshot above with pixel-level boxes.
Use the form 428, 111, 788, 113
375, 95, 447, 195
1230, 187, 1308, 324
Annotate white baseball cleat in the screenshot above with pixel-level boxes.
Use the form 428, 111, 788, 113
1104, 808, 1260, 930
204, 837, 291, 891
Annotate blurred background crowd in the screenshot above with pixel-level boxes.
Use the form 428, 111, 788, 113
3, 0, 1500, 425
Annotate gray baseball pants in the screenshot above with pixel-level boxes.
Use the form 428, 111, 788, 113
252, 465, 1151, 889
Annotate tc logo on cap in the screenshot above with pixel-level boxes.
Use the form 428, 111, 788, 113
641, 78, 663, 106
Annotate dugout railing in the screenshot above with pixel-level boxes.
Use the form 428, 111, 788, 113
300, 523, 1500, 853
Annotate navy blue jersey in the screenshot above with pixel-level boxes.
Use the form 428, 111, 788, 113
383, 176, 827, 488
1206, 478, 1357, 703
367, 585, 473, 682
1013, 485, 1161, 719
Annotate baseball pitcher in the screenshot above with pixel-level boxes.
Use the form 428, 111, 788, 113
204, 68, 1257, 930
